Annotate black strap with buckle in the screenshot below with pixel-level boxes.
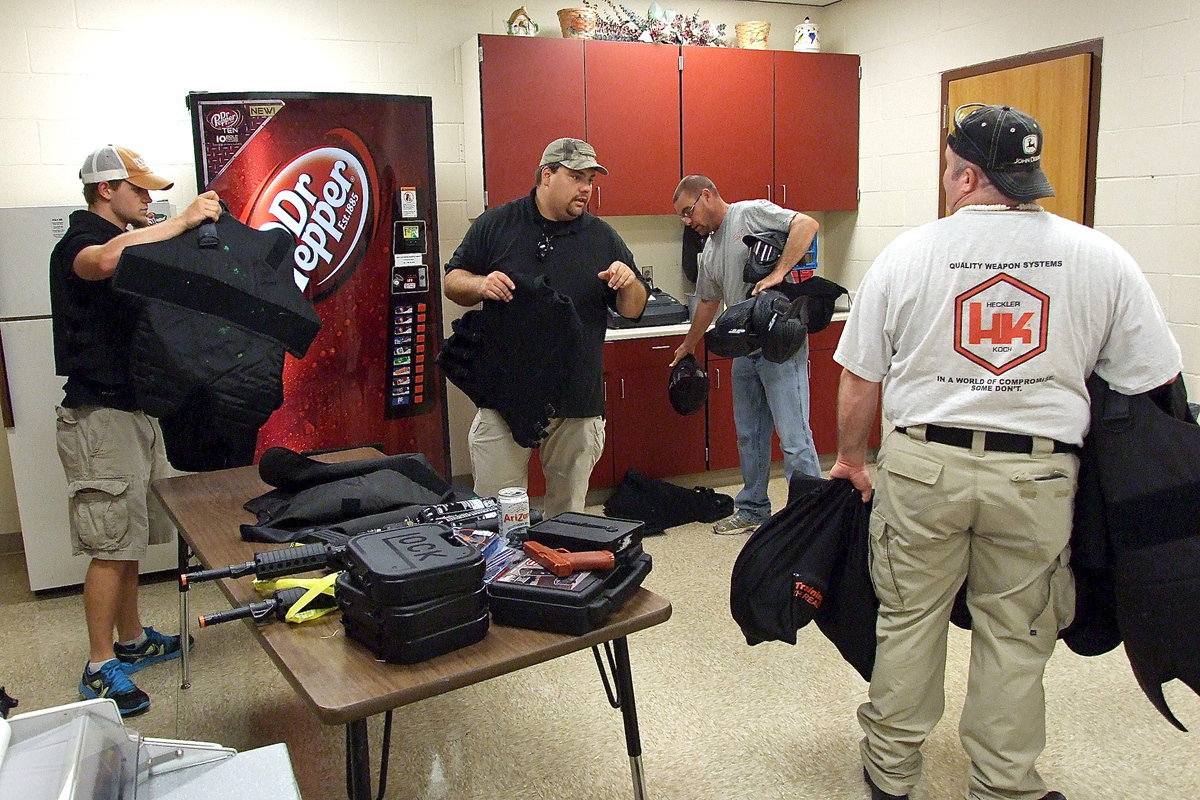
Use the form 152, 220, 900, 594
896, 424, 1076, 454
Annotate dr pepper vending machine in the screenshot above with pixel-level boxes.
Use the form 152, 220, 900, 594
187, 91, 449, 476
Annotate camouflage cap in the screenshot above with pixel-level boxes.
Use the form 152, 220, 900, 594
539, 138, 608, 175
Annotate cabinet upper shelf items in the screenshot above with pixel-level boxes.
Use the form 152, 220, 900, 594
462, 35, 860, 218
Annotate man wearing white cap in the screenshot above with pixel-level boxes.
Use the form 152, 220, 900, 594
50, 145, 221, 716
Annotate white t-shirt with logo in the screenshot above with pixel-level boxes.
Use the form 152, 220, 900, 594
834, 206, 1182, 445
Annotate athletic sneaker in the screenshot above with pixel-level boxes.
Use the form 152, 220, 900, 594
79, 660, 150, 717
114, 626, 193, 673
712, 512, 760, 535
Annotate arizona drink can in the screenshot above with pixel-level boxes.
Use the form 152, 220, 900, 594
497, 487, 530, 539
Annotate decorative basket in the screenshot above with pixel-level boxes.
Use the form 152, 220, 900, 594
557, 7, 598, 39
735, 20, 771, 49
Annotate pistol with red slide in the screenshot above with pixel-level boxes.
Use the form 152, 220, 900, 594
522, 540, 615, 577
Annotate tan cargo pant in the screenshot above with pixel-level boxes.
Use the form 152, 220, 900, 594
860, 427, 1077, 800
467, 408, 605, 518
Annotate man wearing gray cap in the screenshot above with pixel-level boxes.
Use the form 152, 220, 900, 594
444, 138, 648, 516
50, 145, 221, 716
831, 105, 1181, 800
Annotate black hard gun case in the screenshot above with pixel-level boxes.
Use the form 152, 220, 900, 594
608, 290, 690, 329
487, 552, 653, 635
527, 512, 645, 558
342, 524, 485, 606
335, 573, 487, 642
341, 604, 489, 665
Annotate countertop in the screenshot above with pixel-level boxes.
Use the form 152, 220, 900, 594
604, 310, 850, 342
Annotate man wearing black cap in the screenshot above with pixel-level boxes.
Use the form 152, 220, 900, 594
51, 145, 222, 716
444, 138, 647, 516
830, 105, 1181, 800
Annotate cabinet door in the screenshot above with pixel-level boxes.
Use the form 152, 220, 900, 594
583, 40, 681, 216
808, 345, 841, 455
610, 364, 707, 479
773, 52, 860, 211
479, 35, 586, 209
706, 356, 739, 471
681, 46, 774, 203
526, 382, 616, 498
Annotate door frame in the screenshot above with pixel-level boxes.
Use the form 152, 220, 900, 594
939, 39, 1102, 226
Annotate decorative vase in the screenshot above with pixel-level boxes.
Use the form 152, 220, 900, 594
793, 16, 820, 52
735, 20, 771, 49
557, 7, 598, 39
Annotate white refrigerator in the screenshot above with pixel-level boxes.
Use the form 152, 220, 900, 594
0, 206, 178, 591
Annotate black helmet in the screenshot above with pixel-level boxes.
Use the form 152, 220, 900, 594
705, 296, 758, 358
751, 290, 809, 363
742, 229, 790, 285
668, 354, 709, 415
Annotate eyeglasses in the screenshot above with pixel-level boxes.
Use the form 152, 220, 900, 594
535, 231, 554, 262
678, 192, 704, 221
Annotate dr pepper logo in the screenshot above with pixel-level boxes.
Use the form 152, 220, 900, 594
953, 274, 1049, 375
206, 108, 242, 129
246, 136, 374, 300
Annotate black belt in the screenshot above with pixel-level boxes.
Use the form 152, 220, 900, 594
895, 424, 1077, 454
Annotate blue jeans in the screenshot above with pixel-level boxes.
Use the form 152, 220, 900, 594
731, 341, 822, 522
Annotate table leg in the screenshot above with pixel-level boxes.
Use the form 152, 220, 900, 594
611, 636, 648, 800
346, 719, 372, 800
177, 533, 191, 690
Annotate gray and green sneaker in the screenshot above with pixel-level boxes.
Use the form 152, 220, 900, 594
79, 659, 150, 717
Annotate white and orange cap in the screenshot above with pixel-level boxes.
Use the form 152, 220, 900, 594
79, 145, 174, 191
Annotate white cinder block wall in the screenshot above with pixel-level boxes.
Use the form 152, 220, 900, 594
823, 0, 1200, 398
0, 0, 816, 538
1, 0, 1196, 539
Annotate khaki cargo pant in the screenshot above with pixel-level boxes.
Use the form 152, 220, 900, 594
468, 408, 605, 518
860, 427, 1077, 800
56, 405, 179, 561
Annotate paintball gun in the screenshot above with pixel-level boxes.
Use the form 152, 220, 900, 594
182, 542, 344, 587
196, 586, 337, 628
522, 540, 615, 578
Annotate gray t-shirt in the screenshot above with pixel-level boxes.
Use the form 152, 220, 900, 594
696, 199, 797, 306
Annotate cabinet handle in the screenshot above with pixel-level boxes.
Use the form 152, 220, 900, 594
595, 185, 601, 209
766, 184, 771, 202
781, 184, 787, 205
649, 345, 670, 350
620, 377, 626, 400
715, 367, 721, 389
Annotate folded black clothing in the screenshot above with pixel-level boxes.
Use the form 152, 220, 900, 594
257, 446, 452, 495
242, 470, 443, 532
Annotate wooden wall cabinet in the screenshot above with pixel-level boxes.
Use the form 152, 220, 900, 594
525, 334, 705, 496
681, 46, 860, 210
464, 36, 859, 218
465, 34, 680, 217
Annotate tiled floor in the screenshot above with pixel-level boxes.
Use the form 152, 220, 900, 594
1, 473, 1197, 798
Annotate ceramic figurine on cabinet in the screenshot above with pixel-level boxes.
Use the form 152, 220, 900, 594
793, 16, 820, 52
507, 6, 539, 36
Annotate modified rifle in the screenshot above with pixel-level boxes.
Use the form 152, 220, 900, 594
197, 586, 337, 628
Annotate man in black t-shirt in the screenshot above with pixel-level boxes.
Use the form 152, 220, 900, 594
444, 138, 648, 516
50, 145, 221, 716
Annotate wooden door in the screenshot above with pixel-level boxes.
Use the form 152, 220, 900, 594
584, 40, 681, 216
479, 35, 585, 209
944, 47, 1096, 223
774, 52, 860, 211
681, 46, 774, 203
